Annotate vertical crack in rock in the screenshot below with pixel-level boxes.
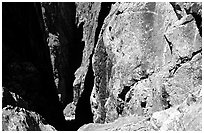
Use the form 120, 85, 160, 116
91, 2, 114, 124
63, 2, 102, 121
191, 12, 202, 36
74, 2, 114, 126
74, 58, 94, 128
41, 3, 85, 107
94, 3, 114, 47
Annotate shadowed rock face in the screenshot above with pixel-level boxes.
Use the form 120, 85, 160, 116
41, 2, 85, 106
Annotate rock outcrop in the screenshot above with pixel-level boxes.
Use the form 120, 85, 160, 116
90, 2, 202, 125
78, 91, 202, 131
2, 106, 56, 131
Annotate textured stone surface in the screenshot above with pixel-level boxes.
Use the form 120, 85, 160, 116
41, 3, 101, 116
2, 2, 202, 131
78, 90, 202, 131
66, 2, 101, 120
90, 2, 202, 128
2, 106, 56, 131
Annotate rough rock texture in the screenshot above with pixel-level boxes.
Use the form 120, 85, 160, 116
78, 90, 202, 131
90, 1, 202, 128
66, 2, 101, 121
2, 2, 202, 131
2, 106, 56, 131
41, 2, 101, 126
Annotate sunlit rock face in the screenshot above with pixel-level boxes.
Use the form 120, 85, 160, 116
78, 92, 202, 131
90, 2, 202, 125
2, 106, 56, 131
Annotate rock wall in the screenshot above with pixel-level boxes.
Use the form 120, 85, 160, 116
78, 92, 202, 131
2, 2, 202, 131
89, 1, 202, 128
2, 105, 56, 131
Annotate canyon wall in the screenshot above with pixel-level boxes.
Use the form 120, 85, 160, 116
2, 2, 202, 131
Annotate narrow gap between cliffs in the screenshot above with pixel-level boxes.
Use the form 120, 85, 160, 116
73, 2, 114, 130
94, 2, 114, 45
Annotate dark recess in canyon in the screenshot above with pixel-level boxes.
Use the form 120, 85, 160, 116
74, 62, 94, 129
94, 2, 114, 44
2, 2, 202, 131
2, 3, 68, 130
2, 2, 113, 131
74, 2, 114, 127
48, 3, 84, 107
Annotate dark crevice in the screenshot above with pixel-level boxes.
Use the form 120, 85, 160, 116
169, 63, 181, 76
170, 2, 182, 20
116, 10, 123, 15
69, 2, 114, 129
118, 86, 131, 101
191, 49, 202, 58
94, 2, 114, 46
161, 86, 172, 109
141, 101, 147, 108
140, 74, 150, 80
169, 48, 202, 76
66, 3, 85, 106
191, 12, 202, 37
74, 58, 94, 129
126, 97, 131, 103
181, 17, 194, 25
52, 3, 84, 107
164, 35, 173, 54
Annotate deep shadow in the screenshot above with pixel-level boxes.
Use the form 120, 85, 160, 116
74, 60, 94, 129
73, 2, 114, 128
118, 86, 131, 101
2, 2, 67, 130
94, 2, 114, 44
3, 2, 114, 131
43, 3, 84, 107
